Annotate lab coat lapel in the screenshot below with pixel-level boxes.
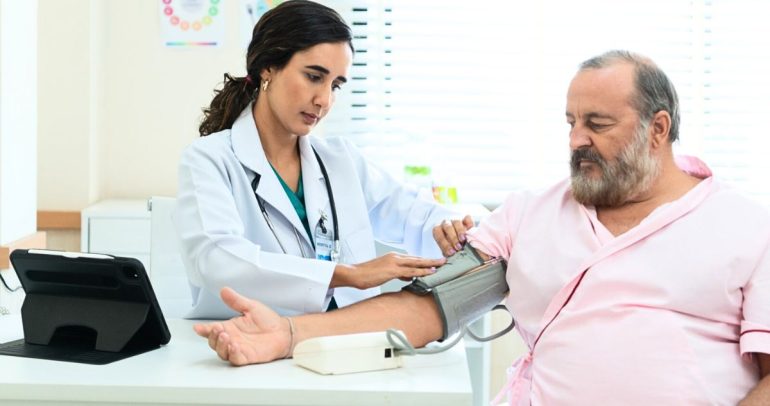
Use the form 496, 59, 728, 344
231, 105, 311, 245
533, 178, 715, 344
301, 136, 331, 243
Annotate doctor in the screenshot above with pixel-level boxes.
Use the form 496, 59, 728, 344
175, 0, 471, 319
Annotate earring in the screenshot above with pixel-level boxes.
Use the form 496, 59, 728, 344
261, 79, 269, 92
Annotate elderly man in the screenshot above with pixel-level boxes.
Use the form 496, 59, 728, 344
193, 51, 770, 405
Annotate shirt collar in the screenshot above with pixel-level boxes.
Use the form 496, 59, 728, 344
674, 154, 713, 179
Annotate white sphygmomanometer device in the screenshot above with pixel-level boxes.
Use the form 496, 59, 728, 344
293, 244, 513, 375
293, 331, 404, 375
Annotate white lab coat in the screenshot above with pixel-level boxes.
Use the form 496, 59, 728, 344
175, 105, 454, 319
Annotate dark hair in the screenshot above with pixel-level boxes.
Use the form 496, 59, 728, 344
198, 0, 353, 136
579, 50, 680, 143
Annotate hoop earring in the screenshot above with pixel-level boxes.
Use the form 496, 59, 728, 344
261, 80, 269, 92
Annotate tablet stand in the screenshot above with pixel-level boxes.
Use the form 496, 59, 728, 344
0, 249, 171, 365
22, 294, 151, 352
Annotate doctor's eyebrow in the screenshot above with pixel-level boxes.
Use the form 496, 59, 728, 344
305, 65, 348, 83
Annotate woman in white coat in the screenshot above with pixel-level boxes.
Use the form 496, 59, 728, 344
175, 0, 472, 319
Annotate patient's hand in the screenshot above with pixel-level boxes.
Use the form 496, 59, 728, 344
193, 287, 291, 366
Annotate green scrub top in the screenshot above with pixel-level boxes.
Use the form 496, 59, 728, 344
270, 165, 313, 246
271, 164, 338, 311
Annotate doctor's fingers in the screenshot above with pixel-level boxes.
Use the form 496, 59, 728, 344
462, 215, 475, 230
448, 218, 471, 244
396, 266, 439, 279
394, 255, 446, 268
433, 220, 463, 256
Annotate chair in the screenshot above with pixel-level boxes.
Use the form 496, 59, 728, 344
148, 196, 191, 318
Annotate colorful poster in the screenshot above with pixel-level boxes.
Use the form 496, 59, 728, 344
160, 0, 225, 47
240, 0, 283, 48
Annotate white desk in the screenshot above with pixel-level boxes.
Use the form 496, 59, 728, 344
0, 316, 472, 406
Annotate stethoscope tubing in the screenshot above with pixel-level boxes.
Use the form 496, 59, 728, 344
251, 146, 339, 258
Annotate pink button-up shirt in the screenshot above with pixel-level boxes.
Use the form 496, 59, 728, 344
468, 157, 770, 405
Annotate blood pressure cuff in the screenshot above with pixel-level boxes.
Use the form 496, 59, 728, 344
403, 245, 509, 340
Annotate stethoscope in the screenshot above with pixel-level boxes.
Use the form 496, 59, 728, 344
251, 148, 340, 262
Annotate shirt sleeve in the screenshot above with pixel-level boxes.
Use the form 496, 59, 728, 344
740, 236, 770, 357
466, 193, 522, 259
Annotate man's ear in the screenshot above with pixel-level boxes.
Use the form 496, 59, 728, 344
649, 110, 671, 149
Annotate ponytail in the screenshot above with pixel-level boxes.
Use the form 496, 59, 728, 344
198, 0, 353, 137
198, 73, 256, 137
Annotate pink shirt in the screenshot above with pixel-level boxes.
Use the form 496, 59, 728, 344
468, 157, 770, 405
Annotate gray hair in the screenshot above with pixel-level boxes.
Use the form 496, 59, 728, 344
579, 50, 680, 143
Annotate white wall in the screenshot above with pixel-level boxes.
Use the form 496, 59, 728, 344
0, 0, 38, 314
37, 0, 244, 210
0, 0, 37, 244
37, 0, 93, 211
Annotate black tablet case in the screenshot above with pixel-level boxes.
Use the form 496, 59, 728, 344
0, 250, 171, 364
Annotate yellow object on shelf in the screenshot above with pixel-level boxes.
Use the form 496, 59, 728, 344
432, 186, 458, 204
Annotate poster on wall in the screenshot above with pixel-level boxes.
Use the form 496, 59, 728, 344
160, 0, 225, 47
240, 0, 283, 48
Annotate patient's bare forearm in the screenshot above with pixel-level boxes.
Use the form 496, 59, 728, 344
291, 291, 442, 352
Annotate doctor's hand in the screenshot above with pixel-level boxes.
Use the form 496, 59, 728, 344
331, 253, 446, 290
433, 215, 475, 257
193, 287, 290, 366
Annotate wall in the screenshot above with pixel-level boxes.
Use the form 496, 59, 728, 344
98, 1, 242, 200
36, 0, 92, 211
37, 0, 244, 210
0, 0, 38, 313
0, 0, 37, 244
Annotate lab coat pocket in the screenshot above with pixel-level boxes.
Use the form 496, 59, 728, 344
339, 227, 376, 265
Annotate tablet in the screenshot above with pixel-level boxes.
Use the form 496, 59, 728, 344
0, 249, 171, 364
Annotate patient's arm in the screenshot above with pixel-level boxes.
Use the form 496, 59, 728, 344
193, 287, 442, 366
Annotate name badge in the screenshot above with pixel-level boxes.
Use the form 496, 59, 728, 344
314, 214, 334, 262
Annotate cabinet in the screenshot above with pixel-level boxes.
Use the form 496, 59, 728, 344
80, 199, 151, 270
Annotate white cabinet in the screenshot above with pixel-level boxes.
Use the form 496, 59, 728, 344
81, 199, 151, 271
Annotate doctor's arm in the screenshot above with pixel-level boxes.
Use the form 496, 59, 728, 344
739, 354, 770, 405
193, 287, 443, 365
327, 209, 477, 288
329, 213, 486, 290
330, 253, 445, 289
